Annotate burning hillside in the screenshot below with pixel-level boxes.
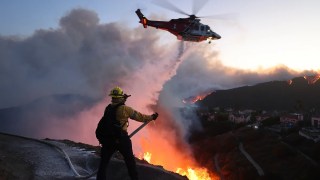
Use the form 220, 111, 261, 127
139, 151, 214, 180
134, 105, 219, 180
304, 74, 320, 84
286, 74, 320, 86
183, 91, 213, 104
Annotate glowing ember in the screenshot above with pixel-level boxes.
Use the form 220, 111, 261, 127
176, 167, 213, 180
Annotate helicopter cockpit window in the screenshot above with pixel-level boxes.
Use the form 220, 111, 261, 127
201, 26, 205, 31
206, 26, 213, 34
205, 26, 210, 33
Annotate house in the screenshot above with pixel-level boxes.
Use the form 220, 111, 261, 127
256, 114, 271, 122
280, 113, 303, 127
311, 115, 320, 128
229, 113, 251, 124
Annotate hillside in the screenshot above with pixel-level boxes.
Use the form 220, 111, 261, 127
190, 126, 320, 180
199, 76, 320, 111
0, 132, 186, 180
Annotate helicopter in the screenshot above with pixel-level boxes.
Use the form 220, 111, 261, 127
135, 0, 222, 43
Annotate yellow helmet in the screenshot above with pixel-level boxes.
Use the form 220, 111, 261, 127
109, 86, 124, 98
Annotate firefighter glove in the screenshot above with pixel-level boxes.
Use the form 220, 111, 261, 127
152, 112, 159, 120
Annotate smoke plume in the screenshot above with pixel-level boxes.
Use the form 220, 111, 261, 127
0, 8, 189, 144
0, 8, 176, 109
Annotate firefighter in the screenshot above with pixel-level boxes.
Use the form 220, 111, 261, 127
96, 86, 158, 180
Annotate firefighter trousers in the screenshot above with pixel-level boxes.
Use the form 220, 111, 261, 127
96, 135, 139, 180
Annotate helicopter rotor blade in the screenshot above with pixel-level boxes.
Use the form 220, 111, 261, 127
192, 0, 210, 15
199, 13, 237, 21
152, 0, 190, 17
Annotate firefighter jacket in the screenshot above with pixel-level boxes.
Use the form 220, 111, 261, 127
111, 102, 153, 132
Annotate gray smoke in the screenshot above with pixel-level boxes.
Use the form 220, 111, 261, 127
0, 8, 172, 109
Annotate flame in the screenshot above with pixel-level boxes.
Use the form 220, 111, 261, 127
139, 151, 216, 180
303, 74, 320, 84
133, 95, 218, 180
138, 129, 219, 180
176, 167, 214, 180
287, 79, 293, 85
142, 152, 152, 163
183, 92, 212, 104
192, 95, 206, 103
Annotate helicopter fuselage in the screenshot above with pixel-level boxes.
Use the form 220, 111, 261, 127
136, 9, 221, 42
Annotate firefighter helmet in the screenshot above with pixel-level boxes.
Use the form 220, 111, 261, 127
109, 86, 124, 98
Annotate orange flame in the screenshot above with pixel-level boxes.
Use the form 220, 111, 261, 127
176, 167, 214, 180
142, 152, 152, 163
138, 128, 219, 180
192, 95, 206, 103
183, 92, 212, 104
303, 74, 320, 84
134, 97, 218, 180
140, 151, 216, 180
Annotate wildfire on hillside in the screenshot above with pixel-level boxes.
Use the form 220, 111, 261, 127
303, 74, 320, 84
139, 152, 152, 163
134, 104, 220, 180
287, 79, 293, 85
139, 151, 217, 180
183, 92, 213, 104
